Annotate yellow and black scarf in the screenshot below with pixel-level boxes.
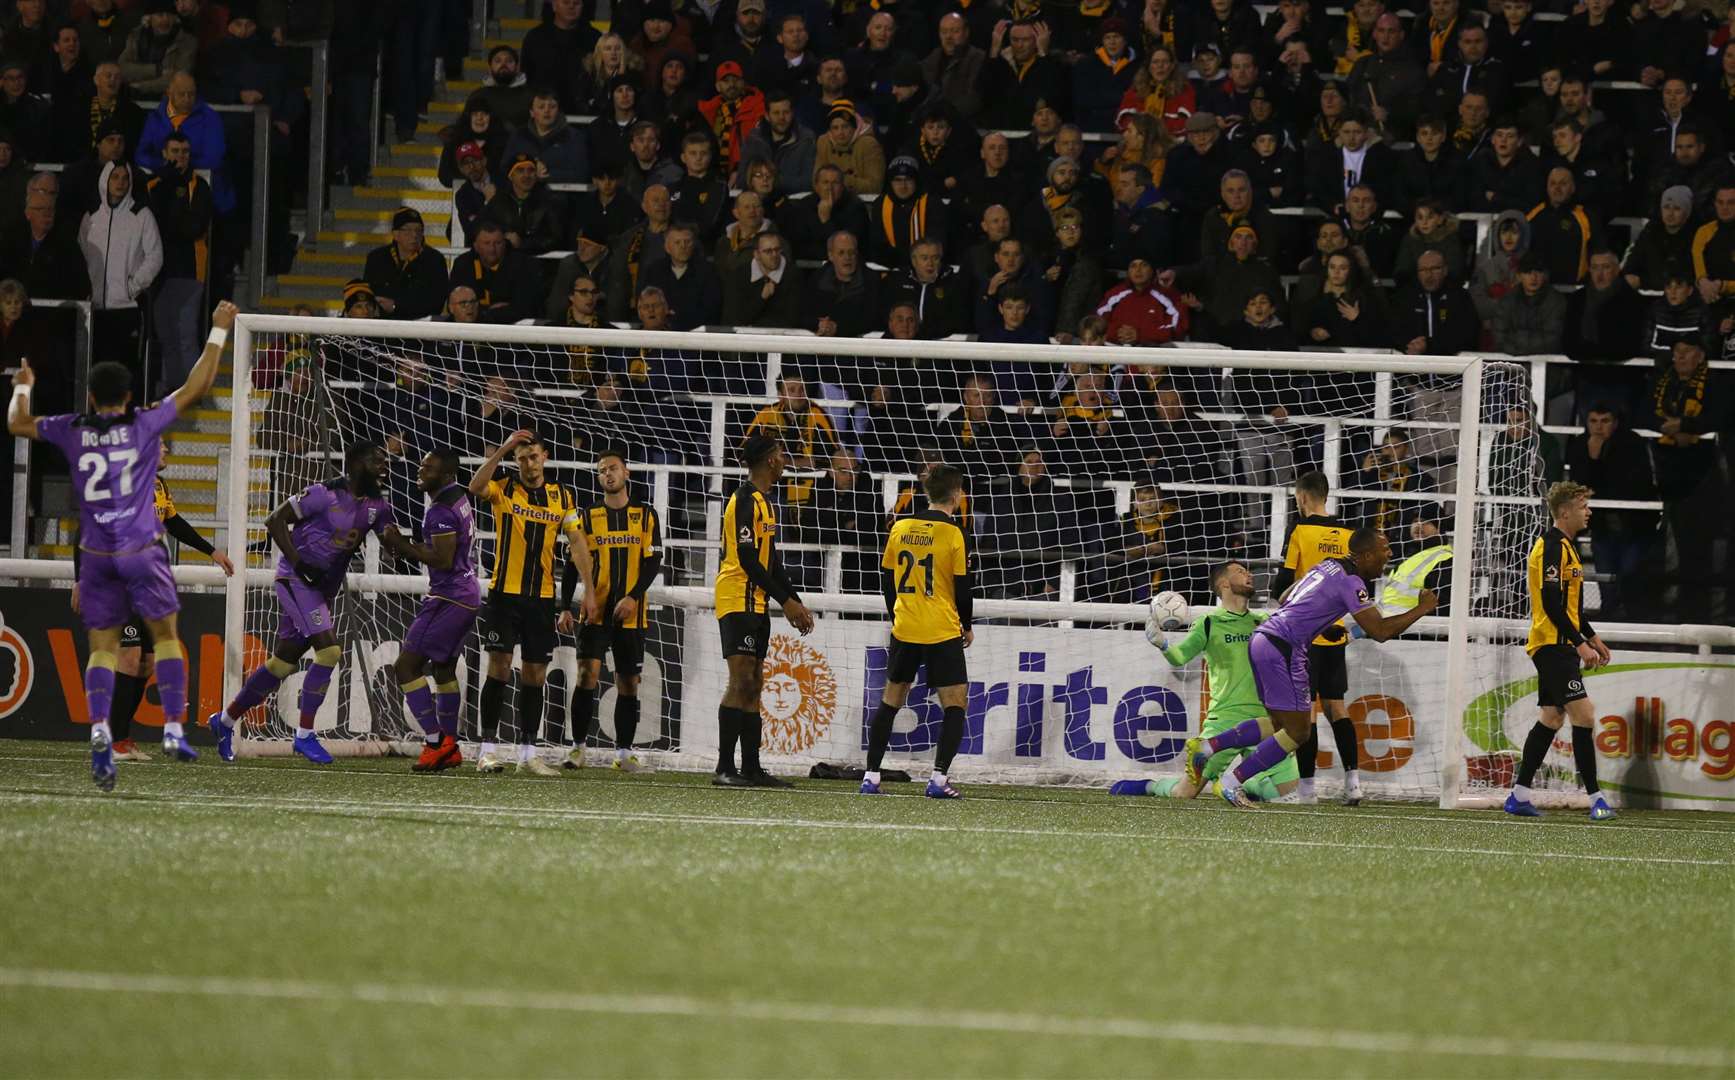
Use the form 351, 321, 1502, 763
564, 309, 603, 385
1653, 361, 1709, 446
1336, 16, 1368, 76
1094, 47, 1132, 75
1428, 16, 1458, 63
880, 193, 930, 249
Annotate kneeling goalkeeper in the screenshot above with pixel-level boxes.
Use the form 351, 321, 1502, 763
1110, 560, 1298, 802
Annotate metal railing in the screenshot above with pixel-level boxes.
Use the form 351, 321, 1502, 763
6, 300, 92, 560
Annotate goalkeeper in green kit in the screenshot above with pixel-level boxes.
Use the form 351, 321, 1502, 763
1109, 560, 1300, 802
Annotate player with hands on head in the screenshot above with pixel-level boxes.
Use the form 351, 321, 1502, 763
209, 439, 396, 765
862, 464, 973, 799
469, 429, 580, 776
1183, 528, 1434, 807
10, 301, 236, 790
561, 446, 662, 772
1114, 561, 1299, 802
1505, 482, 1615, 820
712, 432, 814, 788
391, 449, 480, 773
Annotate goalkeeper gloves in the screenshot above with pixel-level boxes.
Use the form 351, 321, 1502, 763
1144, 613, 1165, 650
294, 561, 326, 588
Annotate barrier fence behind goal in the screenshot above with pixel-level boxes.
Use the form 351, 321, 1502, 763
214, 315, 1634, 806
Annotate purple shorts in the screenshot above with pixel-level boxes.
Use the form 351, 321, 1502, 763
78, 543, 179, 631
403, 595, 479, 665
1250, 630, 1311, 714
274, 575, 339, 645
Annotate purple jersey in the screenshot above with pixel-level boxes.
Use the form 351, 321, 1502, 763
276, 479, 393, 589
423, 483, 480, 606
37, 400, 179, 554
1261, 558, 1375, 648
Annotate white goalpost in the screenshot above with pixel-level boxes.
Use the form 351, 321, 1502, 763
209, 314, 1622, 805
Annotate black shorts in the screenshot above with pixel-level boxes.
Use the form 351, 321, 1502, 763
1532, 645, 1588, 709
886, 635, 968, 688
1308, 642, 1348, 701
578, 622, 645, 676
479, 595, 559, 664
719, 611, 771, 660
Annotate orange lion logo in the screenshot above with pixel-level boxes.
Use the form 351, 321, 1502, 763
758, 634, 836, 754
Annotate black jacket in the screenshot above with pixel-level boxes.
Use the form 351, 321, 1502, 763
447, 248, 544, 324
884, 266, 971, 339
0, 225, 89, 299
145, 166, 213, 282
638, 258, 724, 330
1389, 281, 1479, 354
1562, 280, 1646, 365
363, 244, 450, 322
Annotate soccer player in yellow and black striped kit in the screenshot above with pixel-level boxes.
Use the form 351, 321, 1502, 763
713, 433, 815, 787
468, 430, 584, 775
562, 446, 662, 772
862, 464, 973, 799
1506, 481, 1615, 820
1268, 470, 1363, 805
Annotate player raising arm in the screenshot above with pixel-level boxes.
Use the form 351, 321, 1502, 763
71, 444, 237, 763
10, 301, 236, 790
862, 464, 973, 799
468, 430, 578, 776
391, 449, 480, 774
1505, 482, 1615, 820
562, 446, 662, 772
713, 433, 814, 788
208, 441, 395, 765
1112, 561, 1299, 803
1185, 528, 1434, 807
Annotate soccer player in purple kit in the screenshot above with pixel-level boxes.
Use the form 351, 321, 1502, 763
1184, 528, 1437, 806
8, 301, 237, 791
208, 441, 396, 764
391, 449, 479, 774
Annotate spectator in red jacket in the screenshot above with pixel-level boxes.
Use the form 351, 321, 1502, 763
697, 61, 765, 175
1095, 257, 1190, 344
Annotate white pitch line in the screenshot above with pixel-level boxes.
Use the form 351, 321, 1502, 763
1, 789, 1726, 868
5, 750, 1734, 838
0, 967, 1727, 1071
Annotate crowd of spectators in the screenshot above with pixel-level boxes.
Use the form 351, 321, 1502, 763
0, 0, 1726, 618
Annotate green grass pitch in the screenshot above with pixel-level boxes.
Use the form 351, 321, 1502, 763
1, 740, 1731, 1078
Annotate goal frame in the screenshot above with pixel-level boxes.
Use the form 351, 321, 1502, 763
227, 314, 1485, 805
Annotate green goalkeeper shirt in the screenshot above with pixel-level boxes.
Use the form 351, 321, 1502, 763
1160, 606, 1269, 727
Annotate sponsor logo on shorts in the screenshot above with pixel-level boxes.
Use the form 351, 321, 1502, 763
758, 635, 836, 754
1568, 679, 1584, 694
741, 635, 755, 649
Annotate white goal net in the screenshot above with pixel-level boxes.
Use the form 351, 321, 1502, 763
224, 315, 1553, 805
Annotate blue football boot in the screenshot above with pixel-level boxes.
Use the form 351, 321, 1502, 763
292, 734, 334, 765
161, 731, 198, 763
924, 779, 962, 799
91, 728, 116, 792
1503, 793, 1543, 818
208, 711, 235, 762
858, 778, 882, 795
1109, 779, 1152, 797
1588, 795, 1617, 822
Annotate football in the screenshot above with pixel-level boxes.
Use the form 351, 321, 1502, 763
1151, 591, 1190, 631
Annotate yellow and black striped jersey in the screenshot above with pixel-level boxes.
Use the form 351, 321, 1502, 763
1278, 513, 1352, 647
881, 511, 970, 644
1527, 527, 1592, 655
715, 481, 794, 617
571, 500, 661, 629
483, 477, 576, 600
153, 478, 175, 522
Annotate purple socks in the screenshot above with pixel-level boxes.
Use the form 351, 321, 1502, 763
228, 665, 285, 719
1234, 735, 1294, 783
85, 662, 116, 728
404, 681, 437, 741
1209, 717, 1268, 754
153, 649, 187, 729
435, 685, 460, 738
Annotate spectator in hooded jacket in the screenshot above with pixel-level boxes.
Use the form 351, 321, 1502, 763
143, 129, 210, 392
77, 160, 159, 398
1640, 267, 1705, 367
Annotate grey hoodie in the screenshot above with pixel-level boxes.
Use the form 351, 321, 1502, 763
1471, 208, 1532, 323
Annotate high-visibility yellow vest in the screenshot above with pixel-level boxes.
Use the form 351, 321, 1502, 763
1380, 544, 1452, 611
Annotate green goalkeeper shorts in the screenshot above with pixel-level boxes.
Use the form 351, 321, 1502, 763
1199, 714, 1300, 788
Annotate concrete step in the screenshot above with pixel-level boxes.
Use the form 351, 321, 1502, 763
292, 249, 370, 269
337, 207, 451, 226
351, 185, 454, 203
373, 165, 445, 183
316, 228, 394, 245
393, 140, 443, 157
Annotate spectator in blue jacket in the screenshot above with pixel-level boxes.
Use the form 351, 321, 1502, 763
136, 72, 232, 214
